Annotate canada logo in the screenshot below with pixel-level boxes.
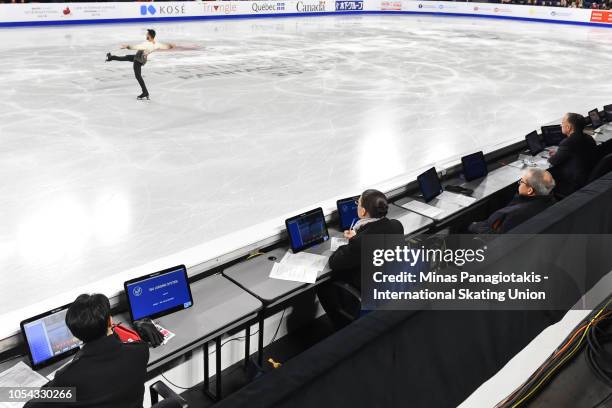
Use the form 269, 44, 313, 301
63, 7, 71, 15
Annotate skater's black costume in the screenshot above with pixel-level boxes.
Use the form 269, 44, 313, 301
106, 33, 174, 100
108, 51, 149, 99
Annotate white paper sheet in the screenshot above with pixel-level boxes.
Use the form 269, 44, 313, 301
279, 251, 329, 271
401, 200, 444, 219
330, 237, 349, 252
438, 191, 477, 207
269, 262, 318, 284
0, 361, 48, 408
268, 251, 329, 284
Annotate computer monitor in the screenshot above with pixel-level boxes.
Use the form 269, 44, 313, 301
417, 167, 443, 202
461, 151, 488, 182
285, 207, 329, 253
604, 104, 612, 122
525, 130, 544, 156
124, 265, 194, 322
336, 196, 359, 231
541, 125, 564, 146
21, 305, 83, 369
589, 109, 602, 129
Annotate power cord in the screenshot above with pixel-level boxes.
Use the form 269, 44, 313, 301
159, 309, 287, 390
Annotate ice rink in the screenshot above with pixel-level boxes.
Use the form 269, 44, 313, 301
2, 14, 612, 323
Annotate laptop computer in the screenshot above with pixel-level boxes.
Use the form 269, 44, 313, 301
589, 108, 602, 129
604, 104, 612, 122
525, 130, 544, 156
336, 196, 359, 231
461, 151, 488, 182
417, 167, 443, 202
21, 305, 83, 370
541, 124, 564, 146
124, 265, 193, 322
285, 208, 329, 253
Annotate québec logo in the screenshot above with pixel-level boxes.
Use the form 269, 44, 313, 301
335, 1, 363, 11
252, 2, 286, 12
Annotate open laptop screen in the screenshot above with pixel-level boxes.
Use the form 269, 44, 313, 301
417, 167, 443, 202
336, 197, 359, 231
125, 265, 193, 322
461, 151, 488, 182
285, 208, 329, 253
541, 125, 564, 146
589, 109, 602, 129
21, 305, 83, 369
525, 130, 544, 156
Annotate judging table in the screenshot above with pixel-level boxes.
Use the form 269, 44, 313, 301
3, 118, 611, 404
0, 274, 263, 402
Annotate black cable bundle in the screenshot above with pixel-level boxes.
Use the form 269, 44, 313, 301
586, 315, 612, 388
495, 296, 612, 408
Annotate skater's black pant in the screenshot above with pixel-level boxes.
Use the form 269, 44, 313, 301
109, 54, 148, 96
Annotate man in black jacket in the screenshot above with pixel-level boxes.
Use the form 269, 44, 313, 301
25, 294, 149, 408
318, 190, 404, 326
468, 168, 556, 234
548, 112, 597, 197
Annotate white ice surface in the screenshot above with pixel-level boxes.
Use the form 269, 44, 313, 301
2, 15, 612, 337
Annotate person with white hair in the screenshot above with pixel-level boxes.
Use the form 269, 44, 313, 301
468, 168, 556, 234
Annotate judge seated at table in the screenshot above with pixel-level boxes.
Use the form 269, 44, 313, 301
468, 168, 556, 234
318, 189, 404, 327
24, 294, 150, 408
548, 112, 597, 197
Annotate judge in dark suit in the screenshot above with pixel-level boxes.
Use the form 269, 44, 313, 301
548, 112, 598, 197
24, 294, 149, 408
318, 189, 404, 326
468, 168, 556, 234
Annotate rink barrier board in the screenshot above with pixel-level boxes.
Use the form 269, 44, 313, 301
1, 0, 612, 28
3, 11, 612, 29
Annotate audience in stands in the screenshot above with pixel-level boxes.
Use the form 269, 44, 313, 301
317, 190, 404, 327
468, 168, 556, 233
548, 112, 598, 197
24, 294, 149, 408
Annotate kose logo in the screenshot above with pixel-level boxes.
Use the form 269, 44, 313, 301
296, 1, 326, 12
335, 1, 363, 11
252, 2, 286, 12
140, 4, 186, 16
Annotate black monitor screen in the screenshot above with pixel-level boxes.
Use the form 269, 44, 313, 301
336, 197, 359, 231
589, 109, 602, 129
541, 125, 564, 146
285, 208, 329, 253
417, 167, 443, 202
461, 151, 488, 181
605, 104, 612, 122
125, 265, 193, 322
525, 130, 544, 156
21, 306, 83, 369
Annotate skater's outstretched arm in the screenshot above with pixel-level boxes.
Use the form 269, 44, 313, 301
120, 42, 175, 51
